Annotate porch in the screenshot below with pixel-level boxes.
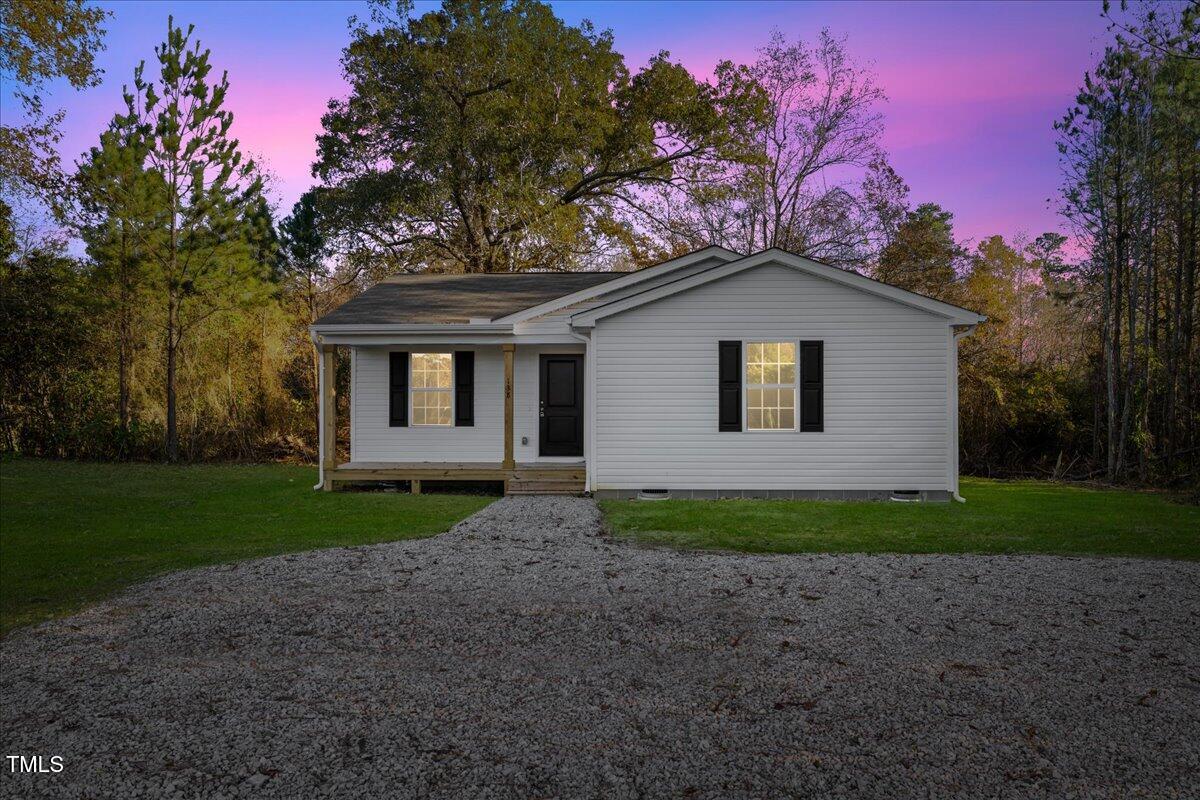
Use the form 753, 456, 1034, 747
329, 461, 586, 495
317, 341, 589, 495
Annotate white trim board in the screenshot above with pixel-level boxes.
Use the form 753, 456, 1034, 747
314, 334, 585, 347
570, 248, 988, 328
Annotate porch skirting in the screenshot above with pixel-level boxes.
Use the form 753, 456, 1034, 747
592, 488, 953, 502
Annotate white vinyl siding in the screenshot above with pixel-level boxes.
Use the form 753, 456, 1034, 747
349, 344, 585, 463
513, 254, 733, 336
513, 344, 586, 461
350, 347, 502, 461
592, 262, 951, 491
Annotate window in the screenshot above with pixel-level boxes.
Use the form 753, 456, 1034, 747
411, 352, 452, 425
746, 342, 796, 430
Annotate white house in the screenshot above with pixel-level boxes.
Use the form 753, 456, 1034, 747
310, 247, 985, 500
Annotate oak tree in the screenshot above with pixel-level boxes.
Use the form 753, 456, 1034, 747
314, 0, 764, 273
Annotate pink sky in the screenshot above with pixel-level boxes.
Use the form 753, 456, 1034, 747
30, 0, 1113, 247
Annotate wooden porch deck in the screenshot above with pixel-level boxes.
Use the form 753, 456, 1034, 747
329, 461, 586, 495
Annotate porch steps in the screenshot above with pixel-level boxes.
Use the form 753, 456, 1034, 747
506, 478, 586, 496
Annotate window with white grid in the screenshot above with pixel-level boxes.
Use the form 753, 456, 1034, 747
746, 342, 796, 431
411, 352, 452, 426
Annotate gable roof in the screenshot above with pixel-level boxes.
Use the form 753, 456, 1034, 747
313, 272, 626, 326
493, 246, 742, 323
311, 246, 744, 328
571, 248, 987, 327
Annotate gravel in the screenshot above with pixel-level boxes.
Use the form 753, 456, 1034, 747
2, 496, 1198, 799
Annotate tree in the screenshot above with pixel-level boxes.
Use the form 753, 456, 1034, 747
278, 190, 364, 439
239, 196, 281, 433
245, 196, 280, 279
874, 203, 964, 301
279, 192, 326, 285
123, 17, 271, 461
1102, 0, 1200, 62
278, 191, 326, 437
947, 233, 1095, 478
859, 157, 911, 252
74, 113, 163, 443
0, 200, 105, 457
0, 0, 108, 203
1057, 2, 1199, 483
314, 0, 765, 273
648, 29, 896, 268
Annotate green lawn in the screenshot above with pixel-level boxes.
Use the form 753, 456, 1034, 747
0, 458, 493, 635
600, 477, 1200, 559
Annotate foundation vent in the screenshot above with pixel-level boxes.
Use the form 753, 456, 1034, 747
637, 488, 671, 501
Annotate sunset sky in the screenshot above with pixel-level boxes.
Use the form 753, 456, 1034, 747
29, 0, 1112, 247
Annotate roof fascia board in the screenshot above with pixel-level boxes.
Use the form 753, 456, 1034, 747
571, 249, 986, 327
310, 323, 513, 335
314, 333, 581, 346
493, 246, 741, 324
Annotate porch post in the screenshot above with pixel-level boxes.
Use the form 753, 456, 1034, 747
321, 344, 338, 490
502, 343, 515, 470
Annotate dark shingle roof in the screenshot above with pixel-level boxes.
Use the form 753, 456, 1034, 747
314, 272, 627, 326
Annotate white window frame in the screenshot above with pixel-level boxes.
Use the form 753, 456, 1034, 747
409, 351, 454, 427
743, 339, 799, 433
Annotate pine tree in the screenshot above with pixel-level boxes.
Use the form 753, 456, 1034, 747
75, 113, 162, 444
125, 17, 269, 461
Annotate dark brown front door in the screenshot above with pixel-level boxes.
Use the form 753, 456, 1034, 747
539, 354, 583, 457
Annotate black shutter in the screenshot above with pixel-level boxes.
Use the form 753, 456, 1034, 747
454, 351, 474, 427
800, 340, 823, 432
718, 340, 741, 432
389, 351, 408, 427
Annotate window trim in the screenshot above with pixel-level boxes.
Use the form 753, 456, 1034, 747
742, 339, 800, 433
409, 350, 455, 427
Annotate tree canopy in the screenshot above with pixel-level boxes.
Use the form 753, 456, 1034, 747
314, 0, 766, 273
874, 203, 963, 301
649, 30, 900, 269
1056, 0, 1199, 481
0, 0, 108, 201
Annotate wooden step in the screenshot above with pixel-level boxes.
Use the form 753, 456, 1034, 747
506, 479, 585, 496
511, 470, 585, 482
507, 480, 585, 489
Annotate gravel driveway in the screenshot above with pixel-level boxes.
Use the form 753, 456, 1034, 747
2, 496, 1197, 799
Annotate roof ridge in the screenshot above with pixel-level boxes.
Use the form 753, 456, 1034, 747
377, 245, 740, 282
380, 271, 626, 282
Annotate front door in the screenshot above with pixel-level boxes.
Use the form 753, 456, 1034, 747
539, 354, 584, 457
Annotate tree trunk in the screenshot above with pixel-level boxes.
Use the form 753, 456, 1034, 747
308, 282, 321, 448
165, 130, 180, 462
118, 331, 129, 431
165, 298, 178, 462
117, 221, 131, 438
165, 211, 179, 462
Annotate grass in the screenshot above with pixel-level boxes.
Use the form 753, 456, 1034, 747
600, 477, 1200, 559
4, 465, 1195, 636
0, 458, 494, 635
